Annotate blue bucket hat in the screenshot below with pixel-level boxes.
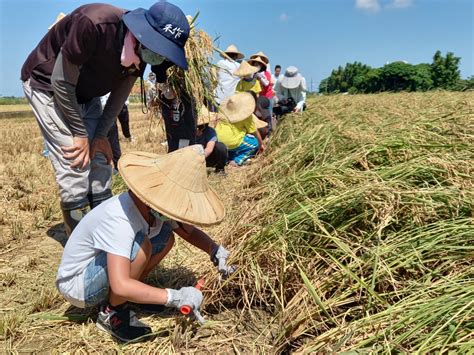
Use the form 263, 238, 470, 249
123, 1, 190, 70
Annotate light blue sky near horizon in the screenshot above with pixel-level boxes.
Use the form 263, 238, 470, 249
0, 0, 472, 97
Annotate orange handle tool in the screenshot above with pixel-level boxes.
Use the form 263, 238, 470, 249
180, 279, 205, 315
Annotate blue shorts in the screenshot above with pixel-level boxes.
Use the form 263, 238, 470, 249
83, 222, 173, 307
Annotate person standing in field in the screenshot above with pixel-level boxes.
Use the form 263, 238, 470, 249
272, 64, 282, 84
21, 2, 190, 235
56, 145, 235, 342
215, 44, 244, 105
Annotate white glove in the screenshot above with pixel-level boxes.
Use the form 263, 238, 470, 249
211, 245, 237, 278
295, 101, 305, 112
166, 286, 205, 324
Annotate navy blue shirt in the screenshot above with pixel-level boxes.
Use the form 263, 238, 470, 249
196, 126, 217, 147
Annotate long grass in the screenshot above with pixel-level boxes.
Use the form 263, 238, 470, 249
207, 91, 474, 352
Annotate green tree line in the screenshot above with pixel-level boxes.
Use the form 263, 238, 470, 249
319, 51, 474, 94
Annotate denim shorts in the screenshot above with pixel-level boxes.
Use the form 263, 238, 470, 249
83, 222, 173, 307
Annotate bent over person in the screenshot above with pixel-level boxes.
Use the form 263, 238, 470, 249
21, 2, 190, 235
56, 145, 235, 342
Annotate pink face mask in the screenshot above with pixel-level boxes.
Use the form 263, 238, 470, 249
121, 30, 141, 69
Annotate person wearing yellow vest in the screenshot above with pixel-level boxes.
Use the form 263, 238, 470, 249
234, 60, 262, 95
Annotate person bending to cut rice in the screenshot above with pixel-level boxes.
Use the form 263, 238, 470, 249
21, 2, 190, 236
216, 92, 265, 166
56, 145, 235, 343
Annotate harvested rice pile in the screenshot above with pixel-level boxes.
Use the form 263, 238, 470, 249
207, 91, 474, 352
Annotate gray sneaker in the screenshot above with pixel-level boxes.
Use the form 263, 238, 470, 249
96, 305, 152, 343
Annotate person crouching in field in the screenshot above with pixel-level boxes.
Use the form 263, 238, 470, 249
21, 2, 190, 236
216, 92, 265, 167
234, 60, 262, 95
196, 106, 228, 175
56, 145, 235, 343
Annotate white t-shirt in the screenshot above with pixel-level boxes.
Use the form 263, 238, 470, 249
215, 58, 240, 104
56, 192, 165, 308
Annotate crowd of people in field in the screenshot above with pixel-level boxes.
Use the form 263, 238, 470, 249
143, 44, 308, 175
20, 1, 306, 343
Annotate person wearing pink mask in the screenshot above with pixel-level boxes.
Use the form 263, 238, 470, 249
21, 2, 190, 236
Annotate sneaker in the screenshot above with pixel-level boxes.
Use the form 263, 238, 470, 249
214, 168, 227, 176
126, 136, 135, 144
96, 305, 152, 343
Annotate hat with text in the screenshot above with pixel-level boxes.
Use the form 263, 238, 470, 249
119, 145, 225, 226
124, 1, 190, 69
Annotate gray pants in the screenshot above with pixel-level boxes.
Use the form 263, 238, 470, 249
23, 80, 112, 209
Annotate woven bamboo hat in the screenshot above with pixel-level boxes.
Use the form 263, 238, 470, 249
253, 114, 268, 129
250, 51, 269, 64
233, 60, 259, 78
197, 105, 219, 126
118, 146, 225, 226
221, 44, 244, 60
248, 56, 267, 71
219, 92, 256, 123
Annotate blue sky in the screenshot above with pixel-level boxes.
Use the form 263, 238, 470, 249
0, 0, 472, 96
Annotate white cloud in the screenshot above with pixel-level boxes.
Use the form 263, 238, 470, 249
279, 13, 289, 22
356, 0, 413, 12
356, 0, 381, 12
388, 0, 413, 8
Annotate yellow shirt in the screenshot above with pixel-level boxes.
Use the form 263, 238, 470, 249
236, 79, 262, 94
216, 115, 257, 150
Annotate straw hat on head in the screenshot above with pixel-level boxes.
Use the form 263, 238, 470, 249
221, 44, 244, 60
233, 60, 259, 78
118, 146, 225, 226
248, 56, 267, 72
197, 105, 219, 126
280, 66, 304, 89
252, 114, 268, 129
250, 51, 269, 64
219, 92, 256, 123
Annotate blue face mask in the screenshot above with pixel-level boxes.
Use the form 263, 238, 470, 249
140, 45, 166, 65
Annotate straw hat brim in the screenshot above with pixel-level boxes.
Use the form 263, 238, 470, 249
248, 57, 267, 71
250, 52, 269, 64
197, 106, 219, 126
233, 62, 259, 77
118, 150, 225, 226
220, 92, 256, 123
253, 114, 268, 129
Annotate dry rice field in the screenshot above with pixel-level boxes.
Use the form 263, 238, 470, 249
1, 92, 473, 353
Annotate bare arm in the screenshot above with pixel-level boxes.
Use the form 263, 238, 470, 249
204, 140, 216, 158
173, 223, 218, 256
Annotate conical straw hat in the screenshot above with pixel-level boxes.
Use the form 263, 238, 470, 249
253, 114, 268, 129
250, 51, 269, 64
220, 44, 244, 60
48, 12, 66, 30
233, 60, 259, 78
118, 145, 225, 226
219, 92, 256, 123
248, 56, 267, 71
197, 105, 219, 126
